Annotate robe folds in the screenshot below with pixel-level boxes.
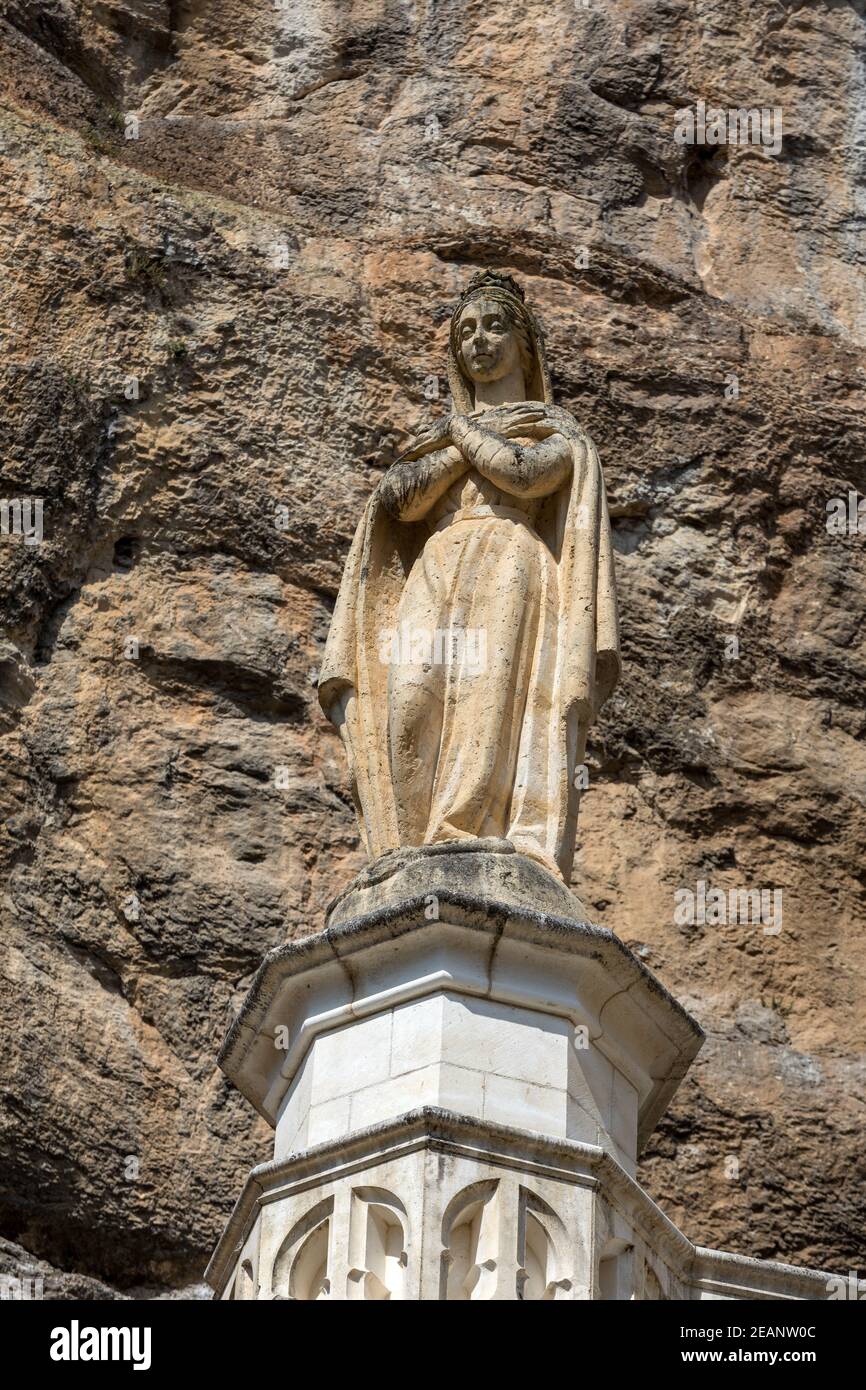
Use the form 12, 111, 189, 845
318, 403, 620, 884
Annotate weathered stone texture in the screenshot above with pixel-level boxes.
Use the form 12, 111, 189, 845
0, 1, 864, 1290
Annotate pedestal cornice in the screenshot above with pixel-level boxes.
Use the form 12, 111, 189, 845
218, 890, 704, 1155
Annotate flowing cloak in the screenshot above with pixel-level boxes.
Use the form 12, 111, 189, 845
318, 403, 620, 883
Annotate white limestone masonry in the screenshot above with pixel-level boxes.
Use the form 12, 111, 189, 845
209, 874, 837, 1301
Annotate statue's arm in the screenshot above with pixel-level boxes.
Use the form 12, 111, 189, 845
450, 418, 572, 499
378, 445, 466, 522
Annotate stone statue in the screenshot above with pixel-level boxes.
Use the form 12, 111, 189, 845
318, 271, 620, 885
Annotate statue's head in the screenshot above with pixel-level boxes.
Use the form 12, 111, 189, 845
452, 272, 533, 388
447, 270, 551, 409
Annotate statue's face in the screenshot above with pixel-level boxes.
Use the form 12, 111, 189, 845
457, 296, 523, 385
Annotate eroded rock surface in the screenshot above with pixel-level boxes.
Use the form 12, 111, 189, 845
1, 1, 864, 1290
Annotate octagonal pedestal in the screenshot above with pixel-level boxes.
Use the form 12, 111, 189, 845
207, 852, 834, 1301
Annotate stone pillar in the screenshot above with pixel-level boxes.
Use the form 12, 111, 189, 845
205, 845, 832, 1301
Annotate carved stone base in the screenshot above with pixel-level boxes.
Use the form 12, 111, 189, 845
205, 1108, 832, 1302
325, 838, 589, 928
209, 883, 834, 1301
218, 889, 703, 1172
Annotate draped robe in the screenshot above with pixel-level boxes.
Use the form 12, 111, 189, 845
318, 401, 620, 884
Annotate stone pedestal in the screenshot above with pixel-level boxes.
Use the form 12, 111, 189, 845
206, 848, 834, 1301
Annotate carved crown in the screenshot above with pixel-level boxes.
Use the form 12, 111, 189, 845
456, 269, 526, 308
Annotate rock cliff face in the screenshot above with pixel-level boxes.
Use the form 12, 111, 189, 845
1, 1, 864, 1293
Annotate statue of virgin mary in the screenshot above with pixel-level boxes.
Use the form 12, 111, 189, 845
318, 271, 620, 885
